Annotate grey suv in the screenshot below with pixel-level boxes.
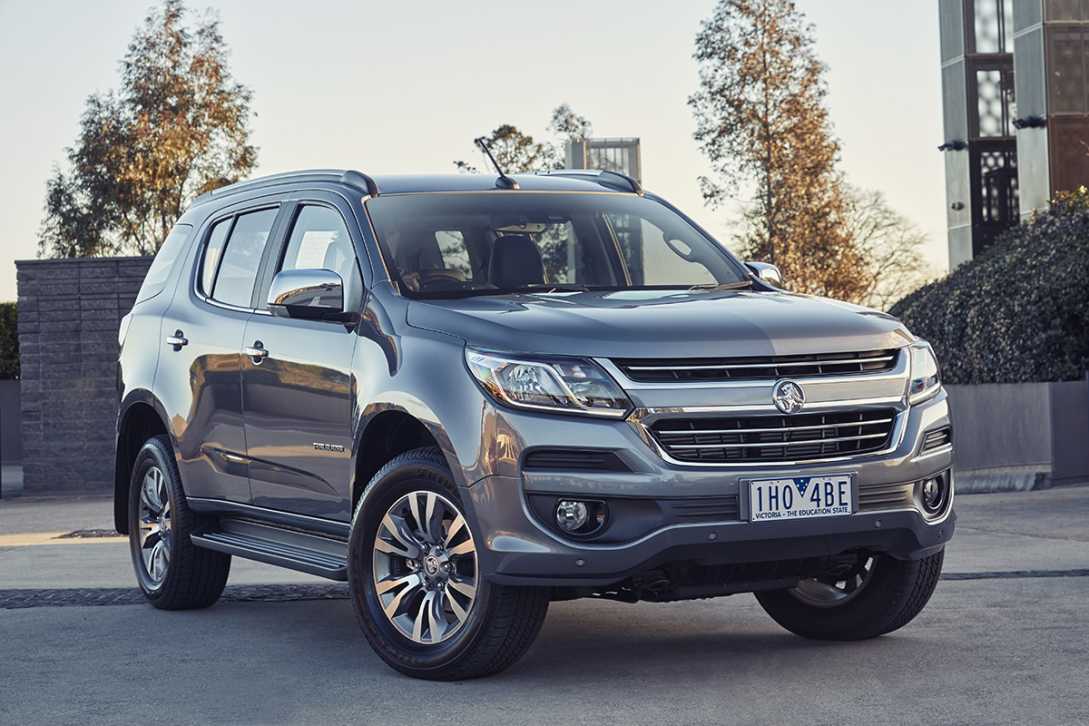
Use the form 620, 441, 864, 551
115, 169, 954, 680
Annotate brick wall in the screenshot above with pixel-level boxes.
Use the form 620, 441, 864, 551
16, 257, 152, 494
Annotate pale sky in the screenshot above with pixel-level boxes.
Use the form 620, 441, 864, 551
0, 0, 946, 302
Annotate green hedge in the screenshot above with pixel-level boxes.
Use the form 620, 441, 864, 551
0, 302, 17, 379
889, 190, 1089, 384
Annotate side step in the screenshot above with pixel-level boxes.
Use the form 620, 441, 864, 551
191, 519, 349, 581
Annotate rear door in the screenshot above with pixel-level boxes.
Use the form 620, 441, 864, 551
156, 204, 282, 503
241, 195, 363, 520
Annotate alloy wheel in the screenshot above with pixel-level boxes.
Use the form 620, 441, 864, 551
137, 465, 172, 587
789, 554, 876, 608
372, 491, 478, 644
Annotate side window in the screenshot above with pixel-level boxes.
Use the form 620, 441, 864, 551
280, 205, 362, 307
209, 208, 278, 308
199, 218, 232, 296
136, 223, 192, 303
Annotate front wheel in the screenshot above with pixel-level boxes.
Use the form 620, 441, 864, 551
755, 549, 944, 640
348, 447, 549, 680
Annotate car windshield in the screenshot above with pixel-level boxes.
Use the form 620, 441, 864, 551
365, 192, 748, 298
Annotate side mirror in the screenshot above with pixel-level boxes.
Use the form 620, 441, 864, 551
267, 269, 344, 320
746, 261, 783, 287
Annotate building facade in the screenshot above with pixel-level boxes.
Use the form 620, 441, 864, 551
939, 0, 1089, 267
564, 137, 642, 183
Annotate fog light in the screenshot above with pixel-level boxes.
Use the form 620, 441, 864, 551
921, 476, 945, 513
555, 500, 590, 533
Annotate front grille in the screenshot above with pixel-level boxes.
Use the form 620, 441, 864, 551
659, 496, 739, 522
613, 349, 899, 383
651, 409, 897, 464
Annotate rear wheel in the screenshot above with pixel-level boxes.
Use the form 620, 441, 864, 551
349, 447, 549, 680
755, 549, 944, 640
127, 435, 230, 609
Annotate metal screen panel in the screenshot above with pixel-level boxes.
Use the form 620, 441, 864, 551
1046, 0, 1089, 21
1048, 26, 1089, 113
1049, 116, 1089, 192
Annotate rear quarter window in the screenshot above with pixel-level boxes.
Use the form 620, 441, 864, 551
136, 224, 193, 303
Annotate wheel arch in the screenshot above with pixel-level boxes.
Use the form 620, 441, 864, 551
114, 392, 173, 534
352, 404, 462, 510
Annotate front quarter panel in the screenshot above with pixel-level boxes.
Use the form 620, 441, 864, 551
354, 302, 488, 488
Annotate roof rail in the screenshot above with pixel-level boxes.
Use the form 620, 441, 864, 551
540, 169, 642, 195
340, 170, 381, 197
192, 168, 380, 204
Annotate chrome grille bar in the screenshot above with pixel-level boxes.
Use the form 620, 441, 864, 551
655, 418, 893, 436
649, 409, 898, 464
666, 432, 889, 450
627, 355, 896, 372
614, 349, 901, 383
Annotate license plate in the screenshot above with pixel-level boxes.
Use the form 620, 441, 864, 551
748, 474, 853, 522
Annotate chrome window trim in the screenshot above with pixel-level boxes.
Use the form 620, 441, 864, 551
193, 289, 270, 316
190, 201, 282, 315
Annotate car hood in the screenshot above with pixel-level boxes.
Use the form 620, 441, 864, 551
405, 289, 912, 359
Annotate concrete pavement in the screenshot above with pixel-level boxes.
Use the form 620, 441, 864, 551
2, 488, 1088, 725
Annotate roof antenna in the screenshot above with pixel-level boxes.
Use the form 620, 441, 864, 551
474, 136, 520, 190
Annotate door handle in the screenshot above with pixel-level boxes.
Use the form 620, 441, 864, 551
165, 330, 188, 350
244, 341, 269, 363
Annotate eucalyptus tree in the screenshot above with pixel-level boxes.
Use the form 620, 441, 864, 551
39, 0, 256, 257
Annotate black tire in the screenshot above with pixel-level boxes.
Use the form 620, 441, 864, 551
127, 435, 230, 610
348, 446, 550, 680
755, 549, 944, 641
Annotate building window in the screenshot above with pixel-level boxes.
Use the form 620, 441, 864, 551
976, 69, 1016, 136
973, 0, 1014, 54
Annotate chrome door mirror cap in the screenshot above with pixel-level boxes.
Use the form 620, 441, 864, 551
745, 261, 783, 287
267, 269, 345, 320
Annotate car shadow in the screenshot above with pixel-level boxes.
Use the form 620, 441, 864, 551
207, 592, 911, 687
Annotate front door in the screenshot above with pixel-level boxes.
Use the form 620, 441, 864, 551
241, 200, 362, 520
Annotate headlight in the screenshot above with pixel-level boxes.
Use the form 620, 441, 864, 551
465, 349, 631, 418
907, 341, 941, 404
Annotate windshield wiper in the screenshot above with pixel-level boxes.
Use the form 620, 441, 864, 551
505, 285, 592, 294
537, 285, 592, 293
686, 279, 754, 293
411, 285, 594, 299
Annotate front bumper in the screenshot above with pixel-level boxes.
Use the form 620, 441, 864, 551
459, 390, 955, 587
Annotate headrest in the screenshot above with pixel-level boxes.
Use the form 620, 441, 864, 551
396, 231, 444, 273
489, 234, 544, 289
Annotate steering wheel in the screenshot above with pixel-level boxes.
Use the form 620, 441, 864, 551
418, 269, 468, 291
